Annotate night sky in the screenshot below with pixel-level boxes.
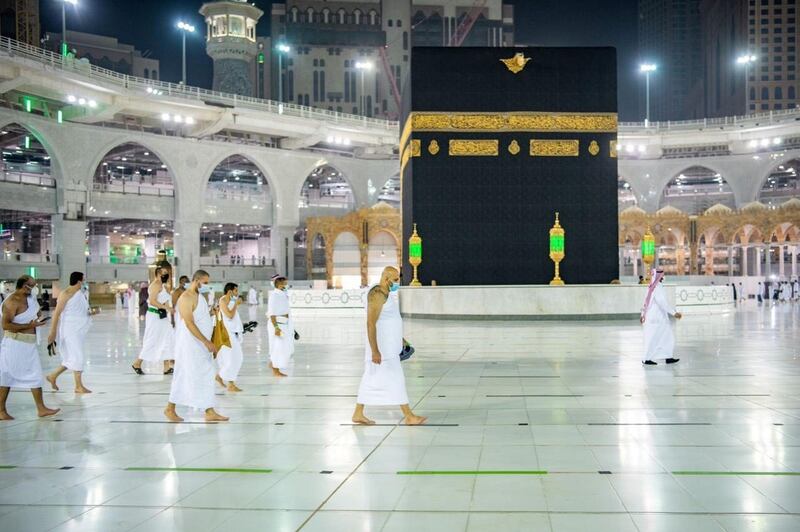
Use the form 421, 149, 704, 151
41, 0, 641, 120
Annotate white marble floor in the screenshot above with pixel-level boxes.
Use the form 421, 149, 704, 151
1, 301, 800, 531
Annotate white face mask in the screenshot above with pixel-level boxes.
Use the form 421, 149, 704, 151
31, 286, 39, 297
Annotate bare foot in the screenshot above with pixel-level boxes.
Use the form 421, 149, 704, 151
37, 407, 60, 418
402, 414, 427, 426
0, 411, 14, 421
46, 374, 59, 391
75, 387, 92, 394
351, 414, 375, 425
164, 408, 183, 423
205, 410, 229, 422
227, 383, 242, 392
272, 369, 288, 378
215, 375, 225, 388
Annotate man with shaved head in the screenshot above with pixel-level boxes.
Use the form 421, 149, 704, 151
352, 266, 426, 425
165, 270, 228, 423
0, 275, 59, 420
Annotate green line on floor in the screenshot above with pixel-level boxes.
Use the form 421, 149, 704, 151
125, 467, 273, 474
672, 471, 800, 476
397, 470, 548, 475
0, 466, 16, 470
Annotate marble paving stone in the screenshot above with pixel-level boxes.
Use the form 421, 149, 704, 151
0, 303, 798, 531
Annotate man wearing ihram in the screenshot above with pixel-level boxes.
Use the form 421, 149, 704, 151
164, 270, 228, 423
352, 267, 426, 426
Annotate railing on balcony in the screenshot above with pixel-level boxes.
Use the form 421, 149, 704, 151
0, 36, 398, 131
86, 254, 152, 265
0, 251, 55, 263
205, 185, 270, 202
0, 171, 56, 188
620, 107, 800, 132
92, 181, 174, 197
200, 256, 274, 267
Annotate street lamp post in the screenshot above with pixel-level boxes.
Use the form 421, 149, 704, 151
736, 54, 757, 114
61, 0, 78, 57
177, 21, 196, 86
277, 43, 291, 104
639, 63, 657, 125
355, 61, 373, 117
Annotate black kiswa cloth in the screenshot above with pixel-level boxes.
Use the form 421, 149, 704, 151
401, 47, 618, 286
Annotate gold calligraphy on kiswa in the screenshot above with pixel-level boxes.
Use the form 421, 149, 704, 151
448, 139, 500, 156
530, 139, 580, 157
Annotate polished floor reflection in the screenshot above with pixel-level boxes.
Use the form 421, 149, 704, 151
1, 302, 799, 531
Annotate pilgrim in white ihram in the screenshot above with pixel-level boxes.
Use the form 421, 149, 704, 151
641, 269, 682, 365
267, 277, 294, 377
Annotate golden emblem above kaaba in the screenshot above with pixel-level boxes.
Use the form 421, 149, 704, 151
500, 53, 531, 74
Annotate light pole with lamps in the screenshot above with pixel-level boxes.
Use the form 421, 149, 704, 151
355, 61, 373, 116
61, 0, 78, 57
736, 54, 757, 114
276, 43, 291, 104
639, 63, 657, 125
177, 21, 195, 85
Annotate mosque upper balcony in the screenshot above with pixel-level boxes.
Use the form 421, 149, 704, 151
0, 36, 398, 158
618, 111, 800, 160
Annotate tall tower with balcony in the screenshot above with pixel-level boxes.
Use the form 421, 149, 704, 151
199, 1, 263, 97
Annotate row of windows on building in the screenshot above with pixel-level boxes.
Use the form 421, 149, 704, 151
750, 85, 798, 99
289, 6, 380, 26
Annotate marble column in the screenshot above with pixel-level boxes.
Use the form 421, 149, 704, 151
618, 247, 624, 279
727, 246, 734, 277
172, 219, 201, 279
764, 244, 771, 278
792, 246, 798, 278
51, 215, 87, 288
756, 247, 762, 277
271, 226, 296, 279
778, 245, 785, 278
742, 246, 748, 277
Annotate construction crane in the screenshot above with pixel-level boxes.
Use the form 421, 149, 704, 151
449, 0, 487, 47
14, 0, 40, 47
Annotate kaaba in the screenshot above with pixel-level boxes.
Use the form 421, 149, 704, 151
401, 47, 618, 286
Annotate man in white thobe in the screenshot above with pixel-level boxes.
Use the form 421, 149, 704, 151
267, 276, 294, 377
164, 270, 228, 423
247, 285, 259, 322
46, 272, 95, 394
641, 269, 683, 366
0, 275, 59, 420
352, 267, 426, 425
216, 282, 244, 392
132, 267, 174, 375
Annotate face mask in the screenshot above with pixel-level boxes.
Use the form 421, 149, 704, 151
82, 282, 89, 291
198, 284, 211, 294
183, 283, 190, 290
31, 286, 39, 297
228, 299, 236, 310
160, 274, 169, 283
389, 282, 400, 292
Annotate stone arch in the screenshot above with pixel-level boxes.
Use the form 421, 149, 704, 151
0, 119, 65, 187
205, 153, 272, 203
618, 177, 639, 210
90, 141, 177, 200
660, 165, 736, 215
332, 231, 360, 289
367, 230, 398, 285
757, 157, 800, 207
201, 151, 277, 213
299, 163, 356, 213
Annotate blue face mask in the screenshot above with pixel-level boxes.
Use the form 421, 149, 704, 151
198, 284, 211, 294
183, 283, 190, 290
390, 282, 400, 292
82, 282, 89, 291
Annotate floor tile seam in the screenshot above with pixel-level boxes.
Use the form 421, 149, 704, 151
7, 504, 800, 517
670, 472, 795, 515
295, 347, 471, 531
379, 347, 478, 532
22, 503, 98, 532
